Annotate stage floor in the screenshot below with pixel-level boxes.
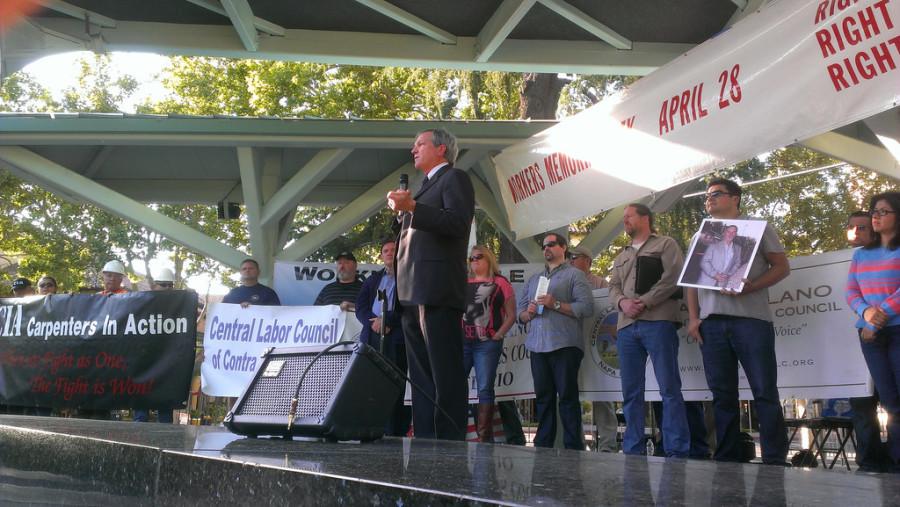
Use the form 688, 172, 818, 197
0, 415, 896, 505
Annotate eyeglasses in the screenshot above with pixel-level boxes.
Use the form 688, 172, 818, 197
542, 241, 559, 249
156, 282, 175, 288
468, 254, 484, 262
704, 190, 733, 201
871, 209, 896, 217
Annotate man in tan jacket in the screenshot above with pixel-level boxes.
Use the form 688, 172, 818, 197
608, 203, 690, 457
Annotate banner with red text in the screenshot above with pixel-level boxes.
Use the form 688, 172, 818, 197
493, 0, 900, 238
0, 291, 197, 409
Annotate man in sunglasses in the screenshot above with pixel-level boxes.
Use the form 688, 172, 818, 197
686, 178, 791, 465
152, 267, 176, 291
518, 233, 594, 449
568, 245, 607, 289
134, 267, 178, 424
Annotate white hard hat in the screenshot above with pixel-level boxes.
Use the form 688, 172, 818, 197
154, 267, 175, 283
102, 260, 126, 275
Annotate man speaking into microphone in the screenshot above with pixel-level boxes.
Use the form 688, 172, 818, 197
386, 128, 474, 440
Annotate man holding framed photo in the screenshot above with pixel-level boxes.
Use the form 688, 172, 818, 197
685, 178, 791, 465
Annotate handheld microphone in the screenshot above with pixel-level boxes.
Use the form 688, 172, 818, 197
399, 173, 409, 191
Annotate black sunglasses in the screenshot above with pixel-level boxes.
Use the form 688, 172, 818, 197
704, 190, 733, 201
469, 254, 485, 262
542, 241, 559, 249
38, 283, 56, 288
157, 282, 175, 287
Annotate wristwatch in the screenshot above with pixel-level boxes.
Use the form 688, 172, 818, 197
553, 300, 562, 311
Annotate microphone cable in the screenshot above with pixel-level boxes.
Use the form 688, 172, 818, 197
286, 340, 464, 438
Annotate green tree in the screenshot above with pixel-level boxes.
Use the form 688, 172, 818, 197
0, 55, 249, 290
140, 58, 531, 266
60, 54, 138, 113
142, 57, 453, 119
0, 72, 58, 112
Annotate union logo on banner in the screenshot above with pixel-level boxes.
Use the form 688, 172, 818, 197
589, 304, 620, 379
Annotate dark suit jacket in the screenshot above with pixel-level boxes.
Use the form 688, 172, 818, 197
355, 269, 404, 346
393, 165, 475, 311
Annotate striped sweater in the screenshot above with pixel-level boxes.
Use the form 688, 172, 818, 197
846, 246, 900, 330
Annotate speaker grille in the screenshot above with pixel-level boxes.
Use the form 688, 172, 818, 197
240, 351, 351, 418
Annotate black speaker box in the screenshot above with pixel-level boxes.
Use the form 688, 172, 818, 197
224, 342, 405, 441
217, 201, 241, 220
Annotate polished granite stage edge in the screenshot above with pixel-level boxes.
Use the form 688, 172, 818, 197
0, 416, 898, 506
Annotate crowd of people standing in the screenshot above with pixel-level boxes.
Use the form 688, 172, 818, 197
4, 127, 897, 475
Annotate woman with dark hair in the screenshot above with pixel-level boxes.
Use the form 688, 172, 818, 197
846, 191, 900, 470
462, 245, 516, 442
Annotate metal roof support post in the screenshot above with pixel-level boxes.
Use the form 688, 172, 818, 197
259, 148, 352, 228
863, 108, 900, 168
220, 0, 260, 52
14, 17, 688, 75
0, 146, 246, 270
474, 157, 544, 262
276, 163, 414, 262
575, 181, 694, 256
238, 146, 273, 284
470, 173, 543, 263
475, 0, 536, 63
801, 132, 900, 179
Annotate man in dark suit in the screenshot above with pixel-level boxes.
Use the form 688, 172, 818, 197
386, 128, 475, 440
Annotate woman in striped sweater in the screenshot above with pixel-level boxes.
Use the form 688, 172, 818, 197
846, 191, 900, 470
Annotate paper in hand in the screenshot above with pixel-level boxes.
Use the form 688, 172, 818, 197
535, 276, 550, 315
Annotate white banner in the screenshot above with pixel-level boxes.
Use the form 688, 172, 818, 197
486, 249, 870, 401
493, 0, 900, 238
200, 303, 362, 396
273, 261, 382, 306
268, 253, 867, 402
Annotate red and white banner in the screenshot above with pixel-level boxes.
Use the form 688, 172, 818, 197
493, 0, 900, 238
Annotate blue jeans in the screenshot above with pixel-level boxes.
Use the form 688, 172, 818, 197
849, 394, 887, 469
618, 320, 690, 457
463, 339, 503, 404
530, 347, 583, 450
859, 325, 900, 463
699, 316, 787, 463
134, 409, 173, 423
653, 401, 710, 458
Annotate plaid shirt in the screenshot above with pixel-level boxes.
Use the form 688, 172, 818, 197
518, 263, 594, 353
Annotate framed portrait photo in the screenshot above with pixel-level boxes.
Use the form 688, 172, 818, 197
677, 218, 768, 292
